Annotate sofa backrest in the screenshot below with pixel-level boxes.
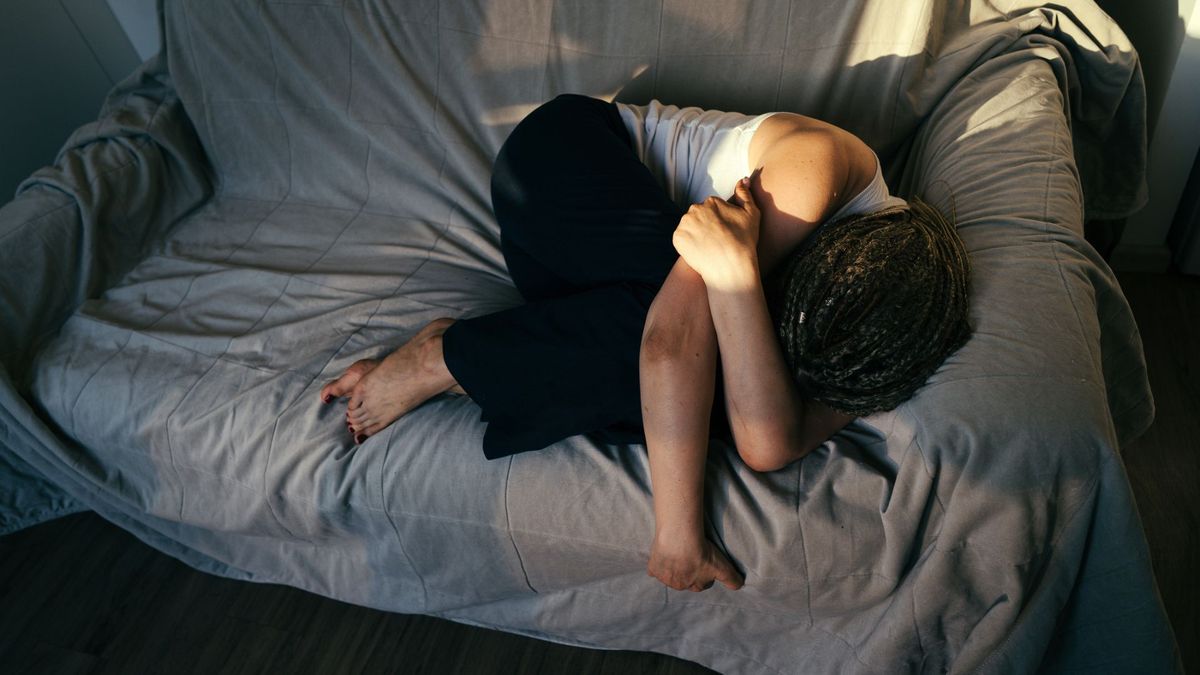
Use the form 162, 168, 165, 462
160, 0, 1143, 223
158, 1, 951, 209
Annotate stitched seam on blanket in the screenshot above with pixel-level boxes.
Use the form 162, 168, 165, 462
0, 202, 75, 246
431, 610, 791, 675
445, 583, 871, 674
1104, 362, 1150, 392
536, 0, 553, 101
922, 373, 1106, 386
772, 1, 794, 110
68, 284, 471, 360
378, 419, 430, 608
425, 4, 447, 142
1044, 178, 1105, 388
551, 41, 658, 61
562, 628, 789, 674
180, 2, 217, 191
441, 581, 816, 667
1109, 392, 1153, 422
340, 2, 352, 118
251, 1, 302, 541
1096, 303, 1133, 329
1, 412, 247, 583
903, 427, 956, 667
68, 331, 134, 441
257, 134, 378, 539
40, 428, 524, 517
138, 210, 280, 336
66, 313, 285, 376
651, 0, 664, 96
906, 424, 948, 521
168, 281, 289, 522
195, 197, 453, 221
8, 145, 142, 241
794, 451, 815, 627
503, 458, 536, 593
889, 0, 930, 140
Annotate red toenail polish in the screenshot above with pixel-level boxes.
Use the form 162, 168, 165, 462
323, 395, 332, 403
355, 434, 366, 444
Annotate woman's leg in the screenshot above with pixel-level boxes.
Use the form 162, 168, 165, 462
489, 94, 684, 298
327, 94, 716, 455
321, 318, 462, 444
440, 94, 693, 458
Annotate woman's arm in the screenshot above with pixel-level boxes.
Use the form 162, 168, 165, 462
706, 252, 852, 470
673, 179, 854, 471
640, 257, 744, 592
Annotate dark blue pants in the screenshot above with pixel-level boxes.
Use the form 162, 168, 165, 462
441, 94, 730, 459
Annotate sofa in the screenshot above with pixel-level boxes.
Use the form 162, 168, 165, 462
0, 0, 1181, 672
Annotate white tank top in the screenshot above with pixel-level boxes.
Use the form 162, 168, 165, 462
615, 99, 906, 219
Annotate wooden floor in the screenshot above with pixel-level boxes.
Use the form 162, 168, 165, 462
1112, 271, 1199, 673
1, 271, 1196, 674
0, 515, 711, 675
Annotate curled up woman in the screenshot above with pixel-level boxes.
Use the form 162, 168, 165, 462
317, 94, 972, 593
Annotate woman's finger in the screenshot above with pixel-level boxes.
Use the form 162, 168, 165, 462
735, 178, 758, 215
713, 553, 746, 590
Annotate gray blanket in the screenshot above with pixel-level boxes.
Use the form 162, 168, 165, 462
0, 1, 1180, 672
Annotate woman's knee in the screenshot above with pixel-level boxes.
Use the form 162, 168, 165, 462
491, 97, 596, 233
497, 94, 608, 170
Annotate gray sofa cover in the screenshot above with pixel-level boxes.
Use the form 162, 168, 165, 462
0, 0, 1180, 672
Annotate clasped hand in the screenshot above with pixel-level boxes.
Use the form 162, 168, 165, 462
648, 534, 745, 593
671, 177, 761, 288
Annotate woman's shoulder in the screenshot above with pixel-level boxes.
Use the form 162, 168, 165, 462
747, 113, 877, 224
748, 113, 877, 214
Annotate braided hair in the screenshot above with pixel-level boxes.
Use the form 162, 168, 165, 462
766, 197, 971, 416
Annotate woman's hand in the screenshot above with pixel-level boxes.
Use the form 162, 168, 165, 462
672, 177, 761, 290
648, 533, 745, 592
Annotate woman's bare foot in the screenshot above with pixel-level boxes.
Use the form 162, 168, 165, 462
320, 318, 465, 443
320, 359, 380, 403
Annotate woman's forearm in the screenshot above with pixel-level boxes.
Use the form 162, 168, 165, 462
640, 260, 719, 544
671, 178, 850, 471
640, 339, 715, 543
705, 257, 807, 466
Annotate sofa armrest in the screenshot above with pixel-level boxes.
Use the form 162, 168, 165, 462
0, 49, 212, 393
898, 36, 1153, 450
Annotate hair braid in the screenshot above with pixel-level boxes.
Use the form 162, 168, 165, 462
769, 197, 972, 416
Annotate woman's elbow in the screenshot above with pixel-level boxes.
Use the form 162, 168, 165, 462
736, 427, 812, 473
640, 325, 697, 365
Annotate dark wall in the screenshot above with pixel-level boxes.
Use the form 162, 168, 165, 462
0, 0, 141, 201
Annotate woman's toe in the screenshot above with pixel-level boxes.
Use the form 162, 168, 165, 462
323, 374, 356, 402
322, 359, 380, 403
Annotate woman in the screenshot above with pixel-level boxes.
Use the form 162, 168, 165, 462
318, 94, 971, 593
